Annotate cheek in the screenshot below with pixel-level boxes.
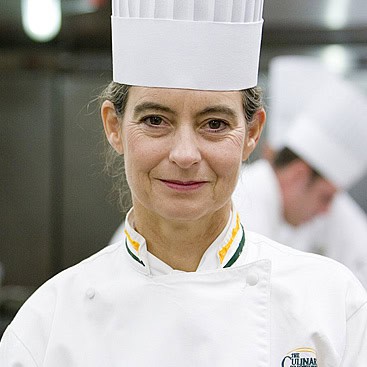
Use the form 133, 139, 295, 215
205, 138, 244, 180
123, 131, 167, 182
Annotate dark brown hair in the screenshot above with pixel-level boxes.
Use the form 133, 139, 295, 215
273, 147, 321, 180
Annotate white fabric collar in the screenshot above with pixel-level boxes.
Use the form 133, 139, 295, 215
124, 207, 246, 275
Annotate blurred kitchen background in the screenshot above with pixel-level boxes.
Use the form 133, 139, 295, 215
1, 0, 367, 333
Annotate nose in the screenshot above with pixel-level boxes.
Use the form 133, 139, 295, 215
169, 126, 201, 169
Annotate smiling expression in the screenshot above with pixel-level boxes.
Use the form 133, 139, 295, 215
113, 87, 261, 223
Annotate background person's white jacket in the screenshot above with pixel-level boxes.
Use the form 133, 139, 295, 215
233, 159, 367, 287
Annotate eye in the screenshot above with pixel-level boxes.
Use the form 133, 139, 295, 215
205, 119, 228, 132
142, 115, 164, 126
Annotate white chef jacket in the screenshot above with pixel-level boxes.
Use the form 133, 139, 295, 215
1, 208, 367, 366
232, 159, 367, 288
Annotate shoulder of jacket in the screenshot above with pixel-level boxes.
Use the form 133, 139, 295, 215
246, 230, 367, 315
5, 242, 126, 364
0, 326, 39, 366
9, 243, 123, 332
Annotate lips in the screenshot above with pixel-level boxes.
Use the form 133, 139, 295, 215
159, 179, 208, 191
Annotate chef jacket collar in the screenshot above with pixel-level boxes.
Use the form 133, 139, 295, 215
124, 207, 246, 275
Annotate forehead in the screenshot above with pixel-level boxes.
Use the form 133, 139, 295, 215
126, 86, 244, 113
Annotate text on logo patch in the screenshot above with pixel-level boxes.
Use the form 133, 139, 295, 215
281, 348, 317, 367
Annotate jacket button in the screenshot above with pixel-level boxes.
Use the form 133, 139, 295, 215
86, 288, 96, 299
246, 272, 259, 286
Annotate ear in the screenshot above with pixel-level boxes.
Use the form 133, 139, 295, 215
101, 100, 124, 155
242, 108, 266, 161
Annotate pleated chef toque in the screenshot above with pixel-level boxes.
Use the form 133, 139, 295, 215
111, 0, 265, 90
266, 56, 337, 150
283, 74, 367, 189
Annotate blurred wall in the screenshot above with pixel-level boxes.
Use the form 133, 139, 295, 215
1, 71, 53, 286
0, 67, 123, 287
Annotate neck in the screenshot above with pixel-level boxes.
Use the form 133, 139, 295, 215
131, 201, 232, 272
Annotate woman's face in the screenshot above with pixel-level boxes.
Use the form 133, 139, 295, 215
116, 87, 261, 222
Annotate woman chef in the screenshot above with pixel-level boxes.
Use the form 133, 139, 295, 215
1, 1, 367, 366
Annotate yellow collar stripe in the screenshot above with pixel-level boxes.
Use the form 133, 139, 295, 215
218, 213, 240, 264
124, 229, 140, 252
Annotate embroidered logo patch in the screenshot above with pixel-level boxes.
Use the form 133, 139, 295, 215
281, 348, 317, 367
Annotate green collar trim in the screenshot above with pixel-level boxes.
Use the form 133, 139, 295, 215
125, 224, 245, 270
223, 224, 245, 268
125, 240, 145, 267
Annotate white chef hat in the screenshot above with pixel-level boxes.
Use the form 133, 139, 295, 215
111, 0, 264, 90
283, 75, 367, 189
266, 55, 336, 150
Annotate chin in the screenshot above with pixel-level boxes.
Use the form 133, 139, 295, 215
155, 202, 216, 223
298, 217, 313, 226
161, 208, 208, 223
287, 218, 304, 227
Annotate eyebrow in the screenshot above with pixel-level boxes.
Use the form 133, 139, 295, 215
133, 102, 238, 119
133, 102, 176, 117
195, 105, 238, 119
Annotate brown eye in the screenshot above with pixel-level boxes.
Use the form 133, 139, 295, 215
207, 120, 228, 132
144, 116, 163, 126
208, 120, 222, 129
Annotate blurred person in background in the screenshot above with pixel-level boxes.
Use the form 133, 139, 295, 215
1, 2, 367, 366
233, 55, 367, 287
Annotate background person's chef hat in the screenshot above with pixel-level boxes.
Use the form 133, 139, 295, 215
283, 75, 367, 189
111, 0, 264, 90
266, 55, 337, 150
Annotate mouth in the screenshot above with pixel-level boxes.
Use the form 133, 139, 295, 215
159, 179, 208, 191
